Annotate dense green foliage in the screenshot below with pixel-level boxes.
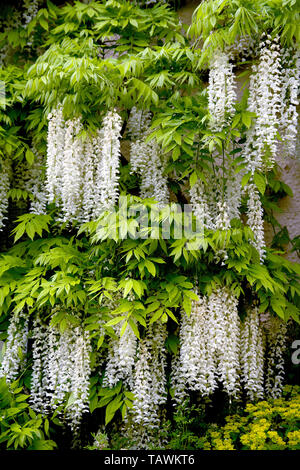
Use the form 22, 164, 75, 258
189, 0, 300, 64
0, 0, 299, 450
0, 378, 56, 449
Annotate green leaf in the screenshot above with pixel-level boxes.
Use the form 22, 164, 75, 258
146, 301, 161, 313
254, 172, 266, 195
241, 172, 251, 188
183, 290, 199, 301
44, 418, 49, 436
15, 394, 29, 402
89, 395, 99, 414
123, 279, 133, 297
149, 308, 164, 324
25, 149, 35, 166
165, 308, 178, 323
172, 146, 181, 161
105, 316, 126, 327
129, 19, 138, 28
231, 114, 241, 129
97, 335, 104, 350
124, 391, 135, 400
241, 112, 252, 128
65, 392, 76, 409
120, 320, 128, 337
11, 214, 51, 242
128, 318, 140, 339
182, 296, 192, 316
39, 17, 49, 31
132, 280, 143, 298
281, 182, 293, 197
189, 171, 198, 188
105, 396, 123, 425
166, 333, 179, 354
145, 260, 156, 276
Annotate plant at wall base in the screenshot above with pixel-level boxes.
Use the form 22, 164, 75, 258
202, 385, 300, 450
164, 399, 208, 450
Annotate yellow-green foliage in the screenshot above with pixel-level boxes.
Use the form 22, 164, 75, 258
203, 386, 300, 450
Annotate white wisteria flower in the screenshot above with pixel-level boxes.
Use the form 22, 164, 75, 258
29, 312, 92, 436
128, 107, 169, 205
240, 305, 265, 401
0, 159, 11, 230
103, 320, 137, 390
123, 322, 167, 449
25, 147, 47, 215
280, 49, 300, 158
263, 313, 287, 399
246, 182, 266, 262
0, 311, 28, 383
243, 36, 282, 173
93, 109, 122, 215
208, 50, 236, 131
46, 107, 122, 223
173, 287, 240, 399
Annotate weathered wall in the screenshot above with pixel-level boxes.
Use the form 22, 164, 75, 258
266, 150, 300, 262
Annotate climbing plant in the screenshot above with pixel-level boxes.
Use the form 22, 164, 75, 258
0, 0, 299, 450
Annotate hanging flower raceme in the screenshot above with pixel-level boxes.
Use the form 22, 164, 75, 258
65, 327, 92, 434
215, 200, 231, 231
245, 183, 266, 262
227, 35, 259, 63
30, 317, 50, 415
138, 141, 169, 204
240, 306, 265, 401
173, 297, 217, 399
189, 167, 241, 265
243, 35, 282, 173
145, 322, 168, 407
124, 322, 168, 449
131, 339, 158, 428
29, 313, 91, 435
189, 163, 241, 234
22, 0, 39, 27
103, 321, 137, 390
263, 313, 287, 399
190, 48, 241, 238
189, 171, 223, 231
280, 49, 300, 158
206, 287, 240, 397
172, 286, 288, 402
0, 312, 28, 383
61, 117, 84, 222
189, 178, 215, 231
173, 287, 240, 399
0, 159, 11, 230
172, 294, 217, 399
25, 147, 47, 215
127, 107, 151, 141
81, 130, 101, 223
128, 107, 169, 205
48, 325, 75, 412
93, 109, 122, 215
225, 164, 242, 222
46, 105, 65, 204
46, 107, 122, 223
208, 50, 236, 132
